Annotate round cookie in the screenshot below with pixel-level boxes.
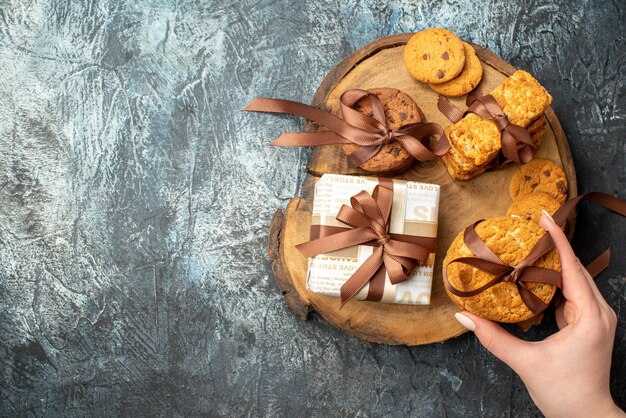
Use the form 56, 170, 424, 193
428, 43, 483, 97
342, 87, 424, 173
509, 159, 568, 204
443, 217, 560, 323
404, 28, 466, 84
507, 192, 562, 224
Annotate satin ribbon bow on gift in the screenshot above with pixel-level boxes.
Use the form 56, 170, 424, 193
437, 90, 536, 165
243, 89, 450, 167
443, 192, 626, 315
296, 182, 431, 307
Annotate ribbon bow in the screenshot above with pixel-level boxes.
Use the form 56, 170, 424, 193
438, 90, 535, 164
243, 89, 450, 167
444, 192, 626, 315
296, 182, 431, 306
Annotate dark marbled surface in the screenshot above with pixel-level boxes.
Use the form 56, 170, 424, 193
0, 0, 624, 416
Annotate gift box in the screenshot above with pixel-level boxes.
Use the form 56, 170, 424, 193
304, 174, 440, 305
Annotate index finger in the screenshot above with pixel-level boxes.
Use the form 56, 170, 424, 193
538, 211, 595, 304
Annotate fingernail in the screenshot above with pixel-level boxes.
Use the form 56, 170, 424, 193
541, 209, 555, 224
455, 312, 475, 331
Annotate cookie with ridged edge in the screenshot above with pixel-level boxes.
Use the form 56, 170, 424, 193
404, 28, 466, 84
341, 87, 424, 173
509, 158, 568, 204
443, 217, 560, 322
428, 43, 483, 97
507, 192, 562, 224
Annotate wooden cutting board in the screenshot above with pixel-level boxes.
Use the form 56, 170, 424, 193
267, 34, 576, 345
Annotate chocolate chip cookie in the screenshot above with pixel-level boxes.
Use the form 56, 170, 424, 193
428, 42, 483, 97
509, 158, 568, 204
342, 87, 424, 173
404, 28, 466, 84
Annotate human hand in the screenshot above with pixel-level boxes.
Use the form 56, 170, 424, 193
454, 210, 624, 418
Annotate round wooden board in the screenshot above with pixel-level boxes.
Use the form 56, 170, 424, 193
268, 34, 577, 345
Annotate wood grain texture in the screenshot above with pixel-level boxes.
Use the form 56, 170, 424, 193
272, 36, 576, 345
0, 1, 623, 417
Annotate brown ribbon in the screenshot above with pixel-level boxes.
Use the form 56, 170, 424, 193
437, 90, 536, 164
296, 178, 432, 306
243, 89, 450, 167
443, 192, 626, 314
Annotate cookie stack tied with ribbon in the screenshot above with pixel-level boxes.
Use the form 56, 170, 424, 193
445, 159, 570, 324
438, 70, 552, 180
340, 88, 427, 173
443, 193, 626, 323
243, 88, 449, 174
444, 216, 561, 323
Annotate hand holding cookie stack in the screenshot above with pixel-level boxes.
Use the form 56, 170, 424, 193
244, 28, 625, 332
444, 159, 569, 324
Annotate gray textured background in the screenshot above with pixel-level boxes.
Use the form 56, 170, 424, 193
0, 0, 624, 417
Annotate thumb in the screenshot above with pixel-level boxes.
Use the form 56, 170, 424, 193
456, 311, 535, 373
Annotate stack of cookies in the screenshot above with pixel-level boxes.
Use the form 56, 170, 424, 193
342, 87, 426, 173
347, 28, 487, 174
404, 28, 553, 181
440, 70, 553, 180
404, 28, 484, 97
443, 158, 569, 324
443, 216, 561, 323
507, 159, 568, 222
